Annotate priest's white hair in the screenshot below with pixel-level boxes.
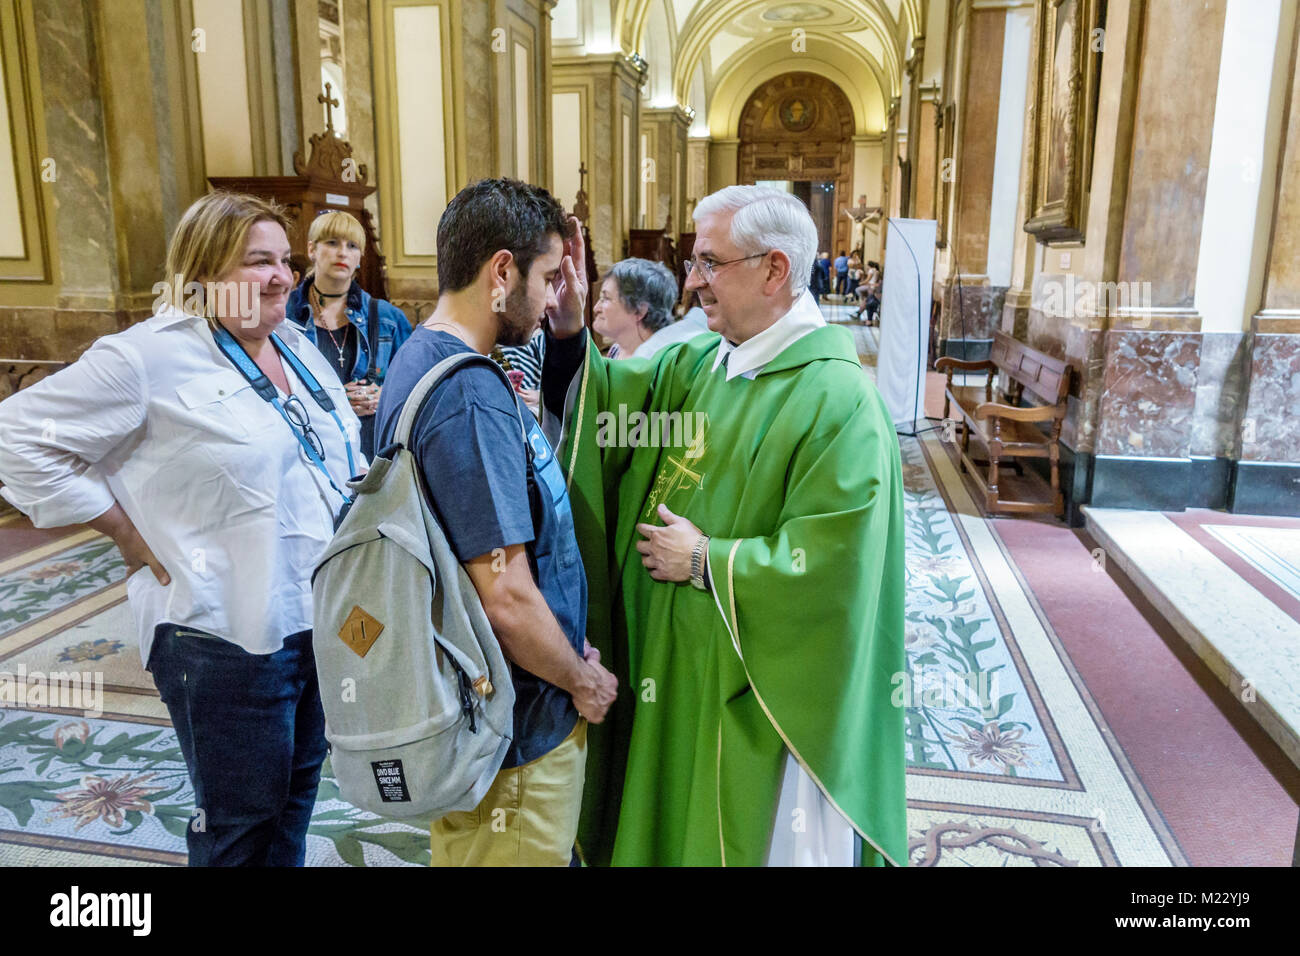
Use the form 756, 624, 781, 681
692, 185, 818, 296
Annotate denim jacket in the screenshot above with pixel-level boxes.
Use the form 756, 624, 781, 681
286, 276, 413, 384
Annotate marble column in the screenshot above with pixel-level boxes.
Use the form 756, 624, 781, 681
553, 53, 646, 273
941, 3, 1005, 353
640, 106, 690, 232
1180, 0, 1294, 515
1089, 0, 1227, 510
1235, 0, 1300, 512
341, 0, 380, 229
1001, 0, 1040, 346
912, 92, 938, 222
707, 138, 739, 194
96, 0, 171, 315
852, 134, 885, 263
686, 136, 710, 219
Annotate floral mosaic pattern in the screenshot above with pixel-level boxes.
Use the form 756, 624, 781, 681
57, 639, 126, 664
0, 538, 128, 637
898, 438, 1060, 781
0, 711, 428, 866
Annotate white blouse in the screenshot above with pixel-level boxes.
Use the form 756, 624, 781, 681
0, 308, 362, 662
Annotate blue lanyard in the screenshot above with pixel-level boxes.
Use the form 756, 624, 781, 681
211, 326, 357, 502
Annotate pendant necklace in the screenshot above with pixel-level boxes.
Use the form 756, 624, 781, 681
312, 283, 352, 371
323, 323, 351, 371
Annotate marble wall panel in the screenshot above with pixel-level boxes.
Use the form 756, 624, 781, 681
1062, 324, 1103, 453
1240, 333, 1300, 462
1024, 304, 1069, 360
0, 308, 139, 362
1000, 294, 1030, 342
32, 0, 117, 305
1095, 330, 1201, 458
1189, 331, 1249, 458
940, 282, 1006, 342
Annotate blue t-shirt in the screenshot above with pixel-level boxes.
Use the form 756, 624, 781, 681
375, 326, 586, 767
834, 255, 848, 275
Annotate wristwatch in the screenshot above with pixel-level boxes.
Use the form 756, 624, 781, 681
690, 534, 710, 591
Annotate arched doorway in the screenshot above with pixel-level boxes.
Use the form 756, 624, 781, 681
737, 72, 856, 260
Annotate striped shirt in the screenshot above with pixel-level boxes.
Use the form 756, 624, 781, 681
496, 328, 546, 390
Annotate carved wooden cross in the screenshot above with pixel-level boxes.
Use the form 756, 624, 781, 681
319, 82, 340, 133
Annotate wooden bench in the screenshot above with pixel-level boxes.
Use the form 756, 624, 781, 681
935, 332, 1073, 516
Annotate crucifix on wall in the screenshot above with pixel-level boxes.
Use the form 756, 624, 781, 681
844, 194, 883, 258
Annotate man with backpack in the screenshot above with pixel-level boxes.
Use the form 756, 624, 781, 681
372, 179, 617, 866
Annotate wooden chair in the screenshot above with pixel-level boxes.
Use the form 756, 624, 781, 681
935, 331, 1073, 516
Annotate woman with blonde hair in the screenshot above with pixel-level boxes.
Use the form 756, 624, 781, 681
286, 210, 412, 457
0, 191, 361, 866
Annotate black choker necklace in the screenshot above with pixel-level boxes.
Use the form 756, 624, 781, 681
314, 287, 346, 300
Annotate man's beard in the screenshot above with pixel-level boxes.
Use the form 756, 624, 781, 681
497, 282, 540, 347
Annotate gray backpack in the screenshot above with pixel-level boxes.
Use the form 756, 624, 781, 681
312, 353, 518, 819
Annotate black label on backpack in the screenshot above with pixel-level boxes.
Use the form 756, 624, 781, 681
371, 759, 411, 802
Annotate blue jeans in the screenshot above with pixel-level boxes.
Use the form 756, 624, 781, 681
147, 624, 326, 866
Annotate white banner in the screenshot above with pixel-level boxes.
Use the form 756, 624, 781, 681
876, 218, 937, 432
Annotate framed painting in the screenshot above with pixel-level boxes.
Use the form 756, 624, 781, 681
1024, 0, 1104, 243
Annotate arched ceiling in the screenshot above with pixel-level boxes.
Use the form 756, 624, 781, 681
611, 0, 912, 139
707, 31, 888, 137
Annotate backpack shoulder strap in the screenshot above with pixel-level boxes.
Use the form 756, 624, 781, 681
392, 351, 528, 450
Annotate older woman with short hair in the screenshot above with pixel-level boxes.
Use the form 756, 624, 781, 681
0, 191, 360, 866
593, 257, 711, 360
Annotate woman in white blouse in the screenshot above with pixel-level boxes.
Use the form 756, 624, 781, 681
0, 192, 361, 866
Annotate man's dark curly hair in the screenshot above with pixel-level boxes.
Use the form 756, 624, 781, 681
436, 178, 570, 293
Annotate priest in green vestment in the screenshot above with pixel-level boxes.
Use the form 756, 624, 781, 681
541, 185, 907, 866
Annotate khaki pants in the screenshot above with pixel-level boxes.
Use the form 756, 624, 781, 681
430, 719, 587, 867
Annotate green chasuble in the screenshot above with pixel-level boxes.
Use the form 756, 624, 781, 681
555, 324, 906, 866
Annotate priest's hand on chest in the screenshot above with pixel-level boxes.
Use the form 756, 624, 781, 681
635, 504, 703, 582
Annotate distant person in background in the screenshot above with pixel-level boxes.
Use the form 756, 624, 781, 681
287, 210, 412, 458
812, 252, 831, 302
834, 249, 849, 296
595, 258, 711, 360
846, 253, 863, 299
854, 260, 882, 326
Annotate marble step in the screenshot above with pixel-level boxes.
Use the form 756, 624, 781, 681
1083, 506, 1300, 771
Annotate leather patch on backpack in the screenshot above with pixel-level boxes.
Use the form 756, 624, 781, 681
339, 605, 383, 658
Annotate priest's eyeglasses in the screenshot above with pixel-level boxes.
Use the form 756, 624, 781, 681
283, 394, 326, 460
682, 252, 769, 283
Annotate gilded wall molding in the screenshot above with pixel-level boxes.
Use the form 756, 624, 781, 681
0, 0, 55, 300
